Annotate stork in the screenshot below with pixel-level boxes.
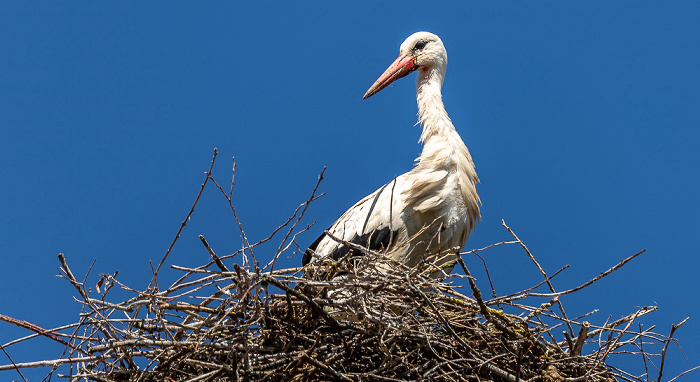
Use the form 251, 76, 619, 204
302, 32, 480, 280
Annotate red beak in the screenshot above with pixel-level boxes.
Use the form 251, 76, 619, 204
363, 53, 418, 100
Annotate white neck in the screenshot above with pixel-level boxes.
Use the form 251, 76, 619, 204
416, 66, 452, 144
414, 65, 470, 172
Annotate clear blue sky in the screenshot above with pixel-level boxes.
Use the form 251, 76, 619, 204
1, 2, 698, 380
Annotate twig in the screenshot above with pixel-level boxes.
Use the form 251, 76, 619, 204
58, 253, 89, 301
658, 317, 688, 382
209, 172, 257, 272
488, 264, 570, 305
667, 365, 700, 382
200, 235, 230, 273
457, 256, 492, 323
0, 355, 105, 371
0, 344, 26, 382
525, 249, 645, 299
151, 148, 218, 287
266, 167, 326, 273
471, 250, 500, 303
571, 321, 590, 356
502, 219, 574, 336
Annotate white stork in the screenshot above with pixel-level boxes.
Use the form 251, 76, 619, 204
303, 31, 480, 279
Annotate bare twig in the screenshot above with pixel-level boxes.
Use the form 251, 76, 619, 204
200, 234, 230, 273
209, 170, 256, 271
571, 321, 590, 356
151, 148, 218, 287
658, 317, 689, 382
0, 314, 83, 354
502, 219, 574, 337
266, 167, 326, 273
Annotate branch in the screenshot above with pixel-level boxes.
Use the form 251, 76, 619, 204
151, 148, 218, 287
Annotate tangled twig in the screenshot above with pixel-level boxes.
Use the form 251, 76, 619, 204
0, 151, 694, 382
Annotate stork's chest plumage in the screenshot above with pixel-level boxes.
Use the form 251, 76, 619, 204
394, 147, 479, 268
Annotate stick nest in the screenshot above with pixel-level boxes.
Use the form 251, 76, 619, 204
0, 150, 688, 381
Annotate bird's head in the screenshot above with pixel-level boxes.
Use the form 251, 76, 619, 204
363, 32, 447, 100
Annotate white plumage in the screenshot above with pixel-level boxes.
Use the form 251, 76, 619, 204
303, 32, 480, 279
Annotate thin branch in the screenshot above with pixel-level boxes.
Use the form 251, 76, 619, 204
266, 167, 326, 272
502, 219, 574, 336
200, 234, 230, 273
151, 148, 218, 287
0, 314, 83, 354
658, 317, 689, 382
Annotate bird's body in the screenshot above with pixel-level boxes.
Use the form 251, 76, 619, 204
303, 32, 480, 279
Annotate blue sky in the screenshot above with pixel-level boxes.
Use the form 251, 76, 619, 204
1, 2, 698, 380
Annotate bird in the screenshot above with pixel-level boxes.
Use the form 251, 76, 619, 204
302, 31, 480, 280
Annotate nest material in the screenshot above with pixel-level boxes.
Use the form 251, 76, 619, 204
0, 237, 673, 382
0, 152, 687, 381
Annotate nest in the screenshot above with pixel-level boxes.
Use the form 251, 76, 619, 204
0, 150, 689, 381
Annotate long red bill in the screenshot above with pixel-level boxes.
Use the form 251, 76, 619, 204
362, 53, 417, 100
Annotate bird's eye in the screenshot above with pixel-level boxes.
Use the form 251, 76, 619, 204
414, 41, 427, 50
